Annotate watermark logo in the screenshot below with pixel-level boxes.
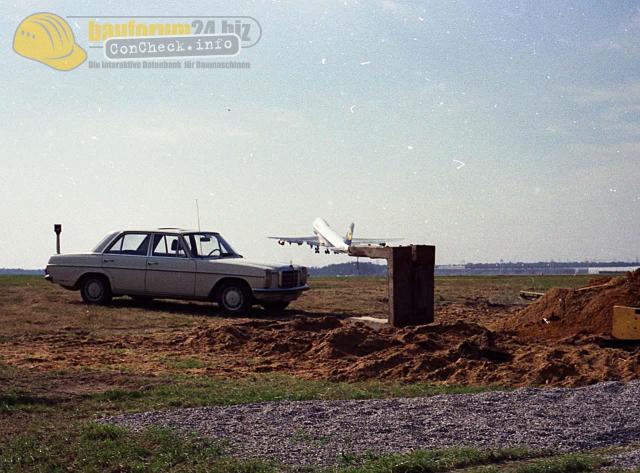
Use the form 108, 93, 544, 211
87, 16, 260, 67
14, 14, 260, 71
13, 12, 87, 71
104, 34, 240, 59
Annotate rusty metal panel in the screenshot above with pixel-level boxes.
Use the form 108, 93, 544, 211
346, 244, 435, 328
388, 246, 414, 327
412, 245, 435, 325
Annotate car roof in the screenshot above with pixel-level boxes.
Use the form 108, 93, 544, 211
119, 229, 220, 234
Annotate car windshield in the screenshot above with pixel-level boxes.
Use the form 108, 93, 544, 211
183, 233, 240, 258
92, 231, 119, 253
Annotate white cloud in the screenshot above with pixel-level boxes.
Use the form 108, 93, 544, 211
565, 81, 640, 138
569, 81, 640, 106
590, 36, 640, 56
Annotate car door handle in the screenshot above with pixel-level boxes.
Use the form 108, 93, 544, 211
103, 259, 114, 263
147, 261, 159, 266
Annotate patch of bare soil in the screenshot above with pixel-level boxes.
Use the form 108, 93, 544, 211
174, 313, 640, 387
499, 269, 640, 340
1, 274, 639, 389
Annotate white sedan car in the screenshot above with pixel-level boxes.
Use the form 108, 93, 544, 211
45, 229, 309, 314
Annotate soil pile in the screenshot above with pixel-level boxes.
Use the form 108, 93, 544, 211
180, 317, 514, 382
177, 314, 640, 387
499, 270, 640, 341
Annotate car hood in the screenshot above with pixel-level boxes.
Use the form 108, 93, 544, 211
199, 258, 302, 272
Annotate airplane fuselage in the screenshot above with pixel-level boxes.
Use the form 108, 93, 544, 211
312, 217, 349, 252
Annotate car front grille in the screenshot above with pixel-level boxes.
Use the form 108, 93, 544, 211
281, 270, 299, 288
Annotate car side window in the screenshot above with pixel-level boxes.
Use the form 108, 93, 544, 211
105, 233, 150, 256
152, 234, 187, 258
186, 234, 223, 257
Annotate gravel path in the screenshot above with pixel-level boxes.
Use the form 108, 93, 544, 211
102, 381, 640, 467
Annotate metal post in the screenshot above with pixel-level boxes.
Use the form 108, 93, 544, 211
54, 224, 62, 254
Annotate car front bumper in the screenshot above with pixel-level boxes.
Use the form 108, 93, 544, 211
252, 284, 309, 302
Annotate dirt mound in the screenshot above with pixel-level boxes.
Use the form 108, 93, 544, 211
181, 317, 512, 379
499, 270, 640, 341
176, 313, 640, 387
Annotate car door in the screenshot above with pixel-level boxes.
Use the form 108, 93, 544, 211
145, 233, 196, 297
101, 232, 151, 294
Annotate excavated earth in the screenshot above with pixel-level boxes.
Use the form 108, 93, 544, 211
498, 270, 640, 340
2, 271, 639, 390
167, 270, 640, 387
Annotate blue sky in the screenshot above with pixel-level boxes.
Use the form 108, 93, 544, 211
1, 1, 639, 268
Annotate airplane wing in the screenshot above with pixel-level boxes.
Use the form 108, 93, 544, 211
351, 238, 404, 244
268, 236, 318, 244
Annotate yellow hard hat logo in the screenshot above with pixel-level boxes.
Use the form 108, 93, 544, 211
13, 12, 86, 71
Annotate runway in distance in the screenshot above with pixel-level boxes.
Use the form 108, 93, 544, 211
269, 217, 402, 254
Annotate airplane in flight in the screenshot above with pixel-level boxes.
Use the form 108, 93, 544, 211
269, 217, 402, 254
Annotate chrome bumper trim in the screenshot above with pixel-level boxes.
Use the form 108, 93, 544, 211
253, 285, 309, 294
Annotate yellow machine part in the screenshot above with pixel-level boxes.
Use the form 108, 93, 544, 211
612, 306, 640, 340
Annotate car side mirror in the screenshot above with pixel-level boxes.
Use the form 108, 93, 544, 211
171, 240, 179, 251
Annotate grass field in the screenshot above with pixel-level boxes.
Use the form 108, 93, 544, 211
0, 274, 621, 471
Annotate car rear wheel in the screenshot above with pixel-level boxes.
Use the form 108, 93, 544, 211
80, 276, 112, 305
262, 301, 290, 313
218, 282, 253, 314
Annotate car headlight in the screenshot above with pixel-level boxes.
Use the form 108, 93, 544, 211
265, 270, 278, 288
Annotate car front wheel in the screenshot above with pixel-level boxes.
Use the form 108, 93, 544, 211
80, 276, 112, 305
218, 283, 252, 314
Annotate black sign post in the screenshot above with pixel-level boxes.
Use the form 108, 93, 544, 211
54, 224, 62, 254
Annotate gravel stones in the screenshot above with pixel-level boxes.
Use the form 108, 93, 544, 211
102, 380, 640, 467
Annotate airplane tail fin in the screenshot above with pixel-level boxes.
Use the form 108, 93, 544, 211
345, 223, 355, 246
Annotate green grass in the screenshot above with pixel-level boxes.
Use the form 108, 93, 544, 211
0, 392, 58, 412
338, 447, 533, 472
433, 275, 594, 304
165, 357, 207, 370
0, 429, 606, 473
333, 449, 606, 473
0, 275, 43, 286
0, 423, 275, 473
0, 361, 17, 376
309, 276, 386, 288
434, 275, 593, 290
472, 453, 605, 473
310, 275, 593, 288
309, 275, 595, 305
88, 374, 497, 413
